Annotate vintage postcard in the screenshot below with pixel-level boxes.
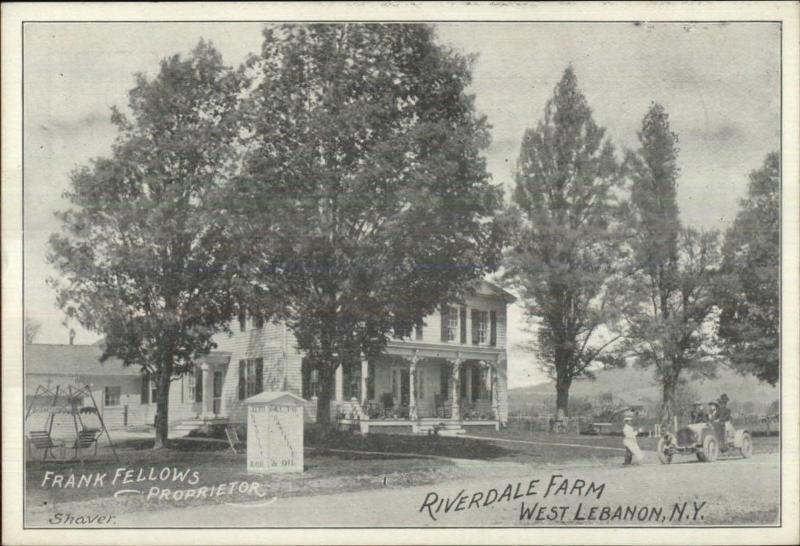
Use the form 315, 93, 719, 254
2, 2, 798, 545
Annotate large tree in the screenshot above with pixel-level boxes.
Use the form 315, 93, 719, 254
718, 152, 780, 385
504, 67, 624, 418
618, 104, 721, 424
230, 24, 503, 425
48, 42, 246, 448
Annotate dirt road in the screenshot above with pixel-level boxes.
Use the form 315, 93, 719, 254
107, 452, 779, 527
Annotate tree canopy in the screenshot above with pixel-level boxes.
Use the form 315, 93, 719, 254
48, 41, 246, 446
229, 24, 504, 423
718, 152, 780, 385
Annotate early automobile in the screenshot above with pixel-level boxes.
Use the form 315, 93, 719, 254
656, 420, 753, 463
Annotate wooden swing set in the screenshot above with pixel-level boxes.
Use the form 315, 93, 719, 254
25, 384, 118, 462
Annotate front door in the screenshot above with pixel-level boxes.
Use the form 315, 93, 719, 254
212, 371, 223, 415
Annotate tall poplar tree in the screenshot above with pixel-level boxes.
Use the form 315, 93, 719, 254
619, 103, 721, 424
505, 67, 623, 418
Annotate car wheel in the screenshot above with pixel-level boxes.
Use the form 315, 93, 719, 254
739, 432, 753, 458
696, 450, 707, 462
702, 435, 719, 462
657, 434, 675, 464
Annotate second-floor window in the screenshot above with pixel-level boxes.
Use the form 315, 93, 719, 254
472, 310, 488, 344
441, 305, 459, 342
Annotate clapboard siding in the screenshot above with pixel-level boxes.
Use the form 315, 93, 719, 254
213, 320, 304, 424
397, 295, 508, 349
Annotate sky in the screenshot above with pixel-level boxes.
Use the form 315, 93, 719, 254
22, 22, 780, 388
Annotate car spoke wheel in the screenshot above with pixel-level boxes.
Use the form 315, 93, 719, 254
657, 434, 675, 464
702, 435, 718, 462
740, 432, 753, 458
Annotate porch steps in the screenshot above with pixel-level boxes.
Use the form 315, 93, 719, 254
171, 418, 229, 436
416, 419, 466, 436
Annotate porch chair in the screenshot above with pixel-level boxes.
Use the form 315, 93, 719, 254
434, 394, 447, 418
225, 425, 244, 454
28, 430, 65, 460
70, 428, 101, 458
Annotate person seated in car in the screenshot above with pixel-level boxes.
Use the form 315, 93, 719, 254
717, 393, 732, 421
690, 402, 706, 424
717, 393, 734, 444
706, 400, 718, 422
707, 400, 727, 449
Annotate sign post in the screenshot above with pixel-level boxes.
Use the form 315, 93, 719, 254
244, 391, 305, 474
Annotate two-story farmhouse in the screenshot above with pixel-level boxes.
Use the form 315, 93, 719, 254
25, 280, 513, 435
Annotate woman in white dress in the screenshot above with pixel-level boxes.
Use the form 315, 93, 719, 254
623, 415, 644, 465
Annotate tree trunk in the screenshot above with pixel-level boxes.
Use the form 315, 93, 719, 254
153, 359, 173, 449
660, 379, 676, 429
555, 381, 570, 419
315, 365, 335, 428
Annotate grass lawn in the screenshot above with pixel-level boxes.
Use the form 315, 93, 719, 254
25, 434, 462, 520
26, 426, 780, 523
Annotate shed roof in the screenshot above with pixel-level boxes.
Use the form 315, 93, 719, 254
244, 391, 307, 406
25, 344, 230, 377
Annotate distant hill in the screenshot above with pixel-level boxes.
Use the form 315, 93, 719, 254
508, 365, 779, 416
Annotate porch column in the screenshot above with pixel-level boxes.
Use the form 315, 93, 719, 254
360, 357, 369, 406
450, 355, 462, 420
488, 363, 498, 420
409, 351, 419, 421
200, 363, 211, 418
493, 355, 503, 421
334, 364, 344, 401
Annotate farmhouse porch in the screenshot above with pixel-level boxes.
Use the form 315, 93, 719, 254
316, 341, 506, 435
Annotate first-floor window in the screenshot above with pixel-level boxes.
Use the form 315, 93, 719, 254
301, 358, 320, 398
104, 386, 121, 407
238, 358, 264, 400
416, 368, 424, 400
343, 362, 361, 400
141, 371, 158, 404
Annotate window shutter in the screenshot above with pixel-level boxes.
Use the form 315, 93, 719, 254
238, 312, 246, 332
440, 305, 449, 342
256, 358, 264, 394
490, 310, 497, 347
141, 372, 149, 404
415, 323, 423, 341
460, 307, 467, 344
472, 310, 480, 345
238, 360, 245, 400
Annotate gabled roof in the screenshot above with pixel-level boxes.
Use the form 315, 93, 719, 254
25, 344, 139, 377
25, 344, 231, 377
244, 391, 306, 406
469, 279, 517, 303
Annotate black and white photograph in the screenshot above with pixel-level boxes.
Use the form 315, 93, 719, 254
2, 2, 798, 544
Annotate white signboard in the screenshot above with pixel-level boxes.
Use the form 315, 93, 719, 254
246, 394, 304, 474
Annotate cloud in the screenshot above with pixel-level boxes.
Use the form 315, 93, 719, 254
36, 111, 110, 134
688, 121, 745, 144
